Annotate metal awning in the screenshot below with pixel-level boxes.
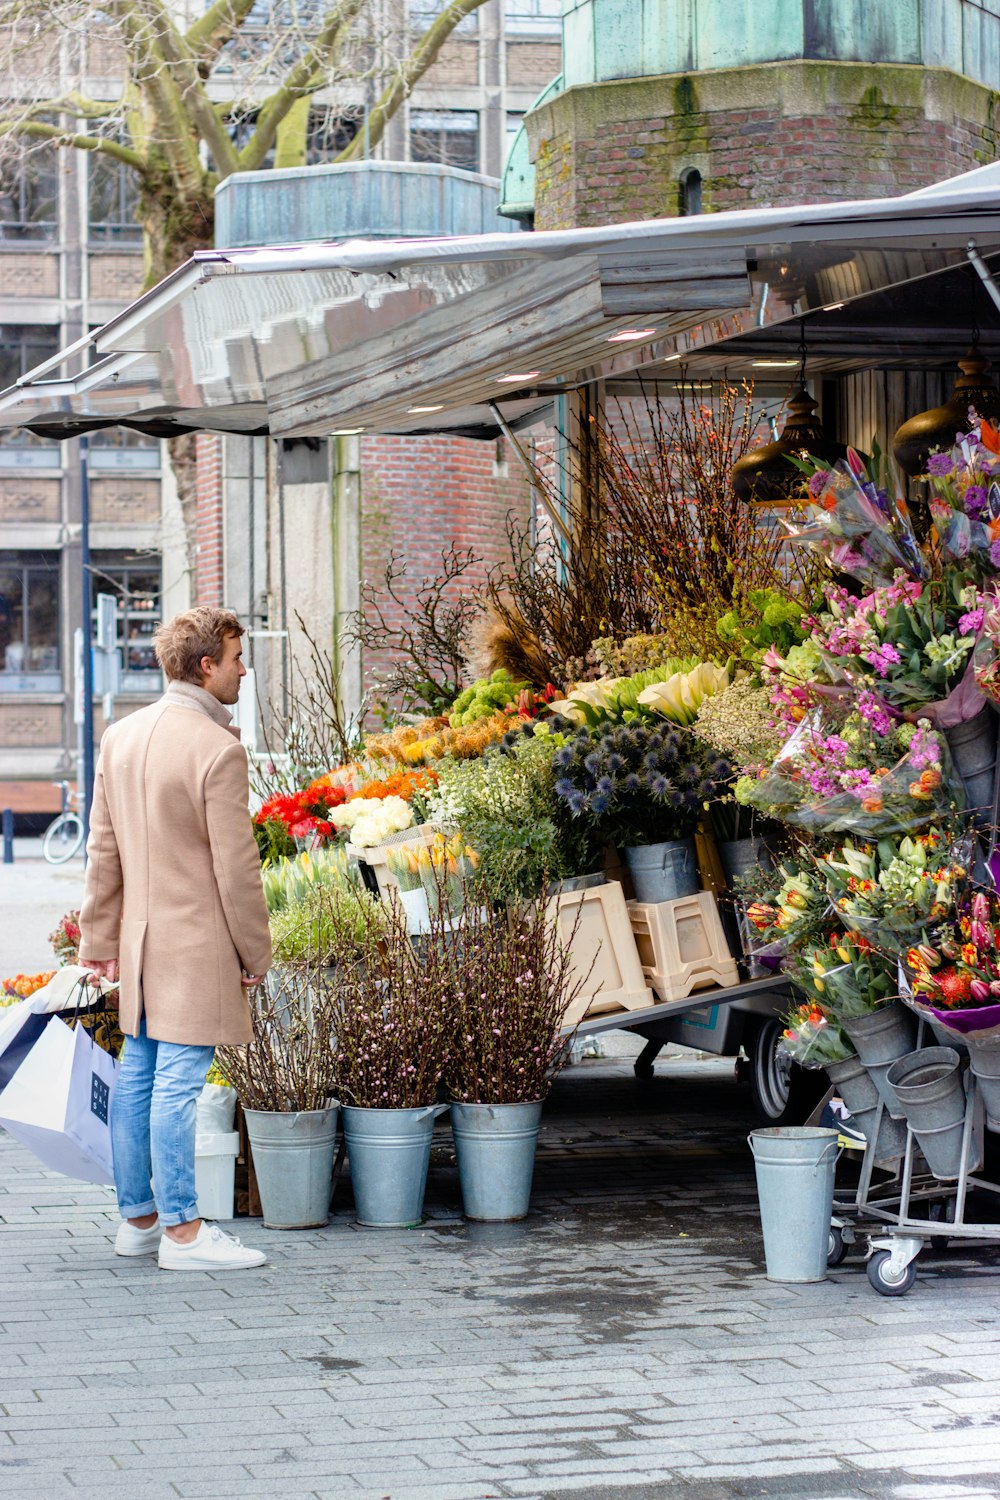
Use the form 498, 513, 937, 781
5, 164, 1000, 442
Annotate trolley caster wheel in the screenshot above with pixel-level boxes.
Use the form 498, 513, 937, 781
634, 1061, 655, 1080
827, 1225, 848, 1267
867, 1249, 917, 1297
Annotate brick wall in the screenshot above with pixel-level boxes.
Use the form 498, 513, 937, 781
88, 254, 145, 301
530, 62, 1000, 229
90, 477, 159, 525
0, 252, 59, 298
194, 433, 224, 606
422, 38, 479, 87
507, 41, 561, 89
358, 432, 532, 699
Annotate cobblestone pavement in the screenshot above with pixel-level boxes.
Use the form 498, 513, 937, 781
3, 1048, 1000, 1500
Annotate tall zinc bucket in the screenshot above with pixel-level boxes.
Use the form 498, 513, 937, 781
842, 1002, 917, 1119
624, 837, 698, 902
966, 1037, 1000, 1130
719, 836, 769, 889
944, 705, 998, 834
451, 1100, 543, 1221
748, 1127, 839, 1283
342, 1104, 447, 1228
886, 1047, 968, 1180
825, 1054, 908, 1163
243, 1106, 339, 1229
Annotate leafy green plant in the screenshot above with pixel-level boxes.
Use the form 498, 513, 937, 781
269, 886, 387, 967
715, 588, 808, 666
261, 846, 359, 915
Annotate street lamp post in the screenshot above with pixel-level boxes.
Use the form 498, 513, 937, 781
80, 434, 95, 843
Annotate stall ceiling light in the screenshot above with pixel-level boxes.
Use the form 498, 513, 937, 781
607, 328, 658, 342
496, 371, 541, 383
752, 359, 800, 367
330, 427, 364, 434
408, 404, 443, 412
823, 301, 847, 311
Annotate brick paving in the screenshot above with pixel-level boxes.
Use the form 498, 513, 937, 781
3, 1050, 1000, 1500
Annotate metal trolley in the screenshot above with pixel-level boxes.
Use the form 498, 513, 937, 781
828, 1029, 1000, 1296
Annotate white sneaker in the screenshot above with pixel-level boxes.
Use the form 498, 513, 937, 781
158, 1222, 267, 1271
115, 1218, 162, 1257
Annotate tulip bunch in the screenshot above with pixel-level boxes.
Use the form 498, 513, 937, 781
905, 891, 1000, 1010
2, 971, 56, 1005
786, 929, 896, 1021
920, 422, 1000, 583
386, 831, 480, 916
778, 1001, 854, 1069
818, 829, 969, 948
742, 864, 830, 954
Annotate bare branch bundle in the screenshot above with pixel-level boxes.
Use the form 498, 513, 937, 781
216, 963, 339, 1112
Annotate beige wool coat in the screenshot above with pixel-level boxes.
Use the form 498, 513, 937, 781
79, 681, 272, 1045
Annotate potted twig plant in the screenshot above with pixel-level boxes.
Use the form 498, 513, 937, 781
438, 890, 586, 1221
328, 899, 451, 1228
216, 964, 340, 1230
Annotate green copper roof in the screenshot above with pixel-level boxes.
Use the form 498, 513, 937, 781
499, 73, 564, 220
562, 0, 1000, 88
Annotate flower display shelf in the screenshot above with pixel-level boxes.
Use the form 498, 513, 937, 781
548, 880, 655, 1026
627, 892, 739, 1003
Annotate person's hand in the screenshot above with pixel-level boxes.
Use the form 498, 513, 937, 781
81, 958, 118, 985
241, 971, 267, 989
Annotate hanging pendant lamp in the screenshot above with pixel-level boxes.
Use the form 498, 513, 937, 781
731, 323, 853, 506
892, 345, 1000, 478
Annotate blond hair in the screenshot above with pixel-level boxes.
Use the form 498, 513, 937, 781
153, 608, 244, 685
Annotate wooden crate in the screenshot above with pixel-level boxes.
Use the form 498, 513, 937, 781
549, 880, 656, 1025
628, 892, 739, 1003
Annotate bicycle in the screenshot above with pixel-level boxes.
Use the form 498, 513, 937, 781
42, 782, 85, 865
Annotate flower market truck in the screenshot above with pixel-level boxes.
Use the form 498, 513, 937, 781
9, 163, 1000, 1290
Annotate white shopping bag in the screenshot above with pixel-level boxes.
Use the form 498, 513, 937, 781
0, 969, 117, 1093
0, 1016, 117, 1185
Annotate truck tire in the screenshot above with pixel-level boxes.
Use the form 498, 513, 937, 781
748, 1017, 826, 1126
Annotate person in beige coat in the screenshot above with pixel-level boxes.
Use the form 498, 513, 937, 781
79, 607, 272, 1271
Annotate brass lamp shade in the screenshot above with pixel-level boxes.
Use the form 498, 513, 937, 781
893, 347, 1000, 478
731, 386, 852, 505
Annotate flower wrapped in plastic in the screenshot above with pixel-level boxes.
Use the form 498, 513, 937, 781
386, 830, 480, 919
739, 862, 832, 959
783, 445, 927, 586
778, 1000, 855, 1069
902, 890, 1000, 1041
919, 422, 1000, 581
787, 930, 897, 1021
737, 708, 963, 837
818, 827, 971, 949
973, 601, 1000, 706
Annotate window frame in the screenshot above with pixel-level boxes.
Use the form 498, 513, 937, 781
0, 550, 62, 690
89, 554, 163, 689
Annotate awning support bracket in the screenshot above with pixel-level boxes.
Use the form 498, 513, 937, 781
488, 399, 572, 550
967, 240, 1000, 319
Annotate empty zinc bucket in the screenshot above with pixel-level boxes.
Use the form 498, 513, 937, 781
624, 837, 698, 902
842, 1002, 917, 1119
243, 1107, 340, 1229
966, 1037, 1000, 1130
342, 1104, 447, 1228
451, 1100, 543, 1221
825, 1054, 908, 1164
748, 1127, 839, 1283
944, 706, 998, 833
886, 1047, 967, 1180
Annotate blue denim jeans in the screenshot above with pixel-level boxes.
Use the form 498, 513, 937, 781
111, 1017, 215, 1227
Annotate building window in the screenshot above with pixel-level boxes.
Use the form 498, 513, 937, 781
307, 106, 361, 163
0, 326, 60, 451
506, 111, 525, 149
90, 555, 162, 678
0, 551, 60, 683
408, 0, 478, 34
680, 167, 703, 217
410, 110, 479, 172
0, 134, 57, 242
505, 0, 562, 34
88, 129, 142, 243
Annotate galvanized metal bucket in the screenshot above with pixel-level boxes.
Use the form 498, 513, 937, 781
966, 1037, 1000, 1130
842, 1002, 917, 1120
886, 1047, 967, 1180
624, 837, 698, 902
748, 1127, 839, 1283
824, 1053, 908, 1163
342, 1103, 448, 1228
944, 705, 999, 834
451, 1100, 544, 1221
243, 1106, 340, 1229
